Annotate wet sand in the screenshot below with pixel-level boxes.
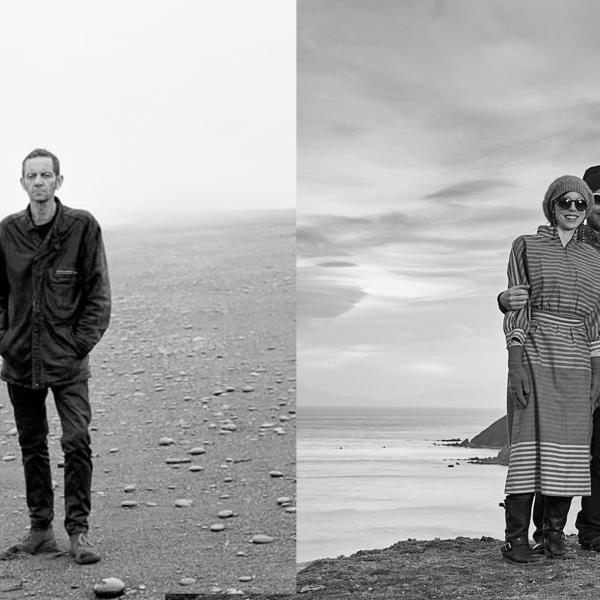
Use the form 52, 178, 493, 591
0, 210, 295, 598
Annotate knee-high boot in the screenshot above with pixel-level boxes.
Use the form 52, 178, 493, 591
544, 496, 576, 560
501, 493, 546, 564
531, 492, 545, 553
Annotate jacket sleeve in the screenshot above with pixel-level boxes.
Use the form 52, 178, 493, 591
72, 219, 111, 356
503, 236, 530, 348
497, 292, 508, 315
586, 305, 600, 358
0, 227, 7, 340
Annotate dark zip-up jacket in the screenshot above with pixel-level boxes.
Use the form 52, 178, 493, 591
0, 198, 111, 388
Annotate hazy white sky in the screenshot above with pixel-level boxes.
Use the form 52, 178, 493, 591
298, 0, 600, 409
0, 0, 294, 225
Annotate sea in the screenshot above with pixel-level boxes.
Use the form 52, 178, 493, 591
297, 405, 581, 563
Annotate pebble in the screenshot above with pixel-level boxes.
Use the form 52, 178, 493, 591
239, 576, 253, 582
285, 507, 296, 513
242, 386, 255, 393
179, 577, 196, 586
121, 501, 138, 508
175, 498, 193, 507
92, 577, 125, 598
123, 485, 136, 493
158, 437, 175, 446
165, 457, 191, 464
276, 497, 291, 505
251, 534, 274, 544
108, 448, 120, 453
210, 523, 225, 531
218, 510, 234, 518
269, 471, 284, 478
188, 447, 205, 455
189, 465, 203, 472
221, 423, 237, 432
2, 455, 16, 462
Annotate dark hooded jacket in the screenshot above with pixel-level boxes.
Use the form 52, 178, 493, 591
0, 198, 111, 388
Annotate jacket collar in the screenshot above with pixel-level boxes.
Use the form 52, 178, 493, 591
537, 223, 582, 247
25, 197, 64, 232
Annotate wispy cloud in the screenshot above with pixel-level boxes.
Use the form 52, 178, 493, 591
298, 0, 600, 407
425, 179, 516, 202
407, 362, 451, 375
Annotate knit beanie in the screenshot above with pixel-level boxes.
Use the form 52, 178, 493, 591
543, 175, 593, 223
583, 166, 600, 193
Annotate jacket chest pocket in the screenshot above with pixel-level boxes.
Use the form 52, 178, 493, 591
47, 269, 80, 321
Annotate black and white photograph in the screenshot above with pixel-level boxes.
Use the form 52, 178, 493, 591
297, 1, 600, 598
0, 1, 295, 598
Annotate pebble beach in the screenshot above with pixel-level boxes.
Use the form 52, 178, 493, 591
0, 210, 295, 598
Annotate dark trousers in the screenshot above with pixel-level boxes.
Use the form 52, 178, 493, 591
8, 380, 92, 536
575, 407, 600, 543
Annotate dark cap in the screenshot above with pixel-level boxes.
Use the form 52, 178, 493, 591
583, 166, 600, 193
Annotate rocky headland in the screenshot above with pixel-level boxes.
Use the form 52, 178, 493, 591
437, 415, 509, 465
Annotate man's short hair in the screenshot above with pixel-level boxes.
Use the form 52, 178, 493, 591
22, 148, 60, 177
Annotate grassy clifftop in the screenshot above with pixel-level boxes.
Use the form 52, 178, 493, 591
296, 536, 600, 599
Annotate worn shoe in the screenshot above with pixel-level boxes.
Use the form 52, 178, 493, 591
545, 531, 576, 560
0, 527, 59, 559
69, 532, 101, 564
579, 535, 600, 551
531, 540, 545, 555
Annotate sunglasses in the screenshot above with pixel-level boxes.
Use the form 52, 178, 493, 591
554, 197, 588, 212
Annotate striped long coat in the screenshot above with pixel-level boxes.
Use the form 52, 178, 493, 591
503, 225, 600, 496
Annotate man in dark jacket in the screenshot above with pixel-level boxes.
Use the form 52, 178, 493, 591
0, 148, 111, 564
499, 165, 600, 554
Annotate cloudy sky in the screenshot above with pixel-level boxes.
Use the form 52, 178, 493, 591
298, 0, 600, 409
0, 0, 294, 226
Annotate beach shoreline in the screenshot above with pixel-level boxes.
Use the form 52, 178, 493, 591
297, 409, 510, 564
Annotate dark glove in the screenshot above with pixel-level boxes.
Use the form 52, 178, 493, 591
508, 345, 530, 408
592, 356, 600, 412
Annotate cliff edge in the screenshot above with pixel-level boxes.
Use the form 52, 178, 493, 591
296, 536, 600, 599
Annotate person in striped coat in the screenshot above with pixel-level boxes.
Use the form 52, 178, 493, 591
501, 175, 600, 564
500, 167, 600, 555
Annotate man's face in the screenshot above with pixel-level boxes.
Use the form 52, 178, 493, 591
588, 187, 600, 232
20, 156, 62, 204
